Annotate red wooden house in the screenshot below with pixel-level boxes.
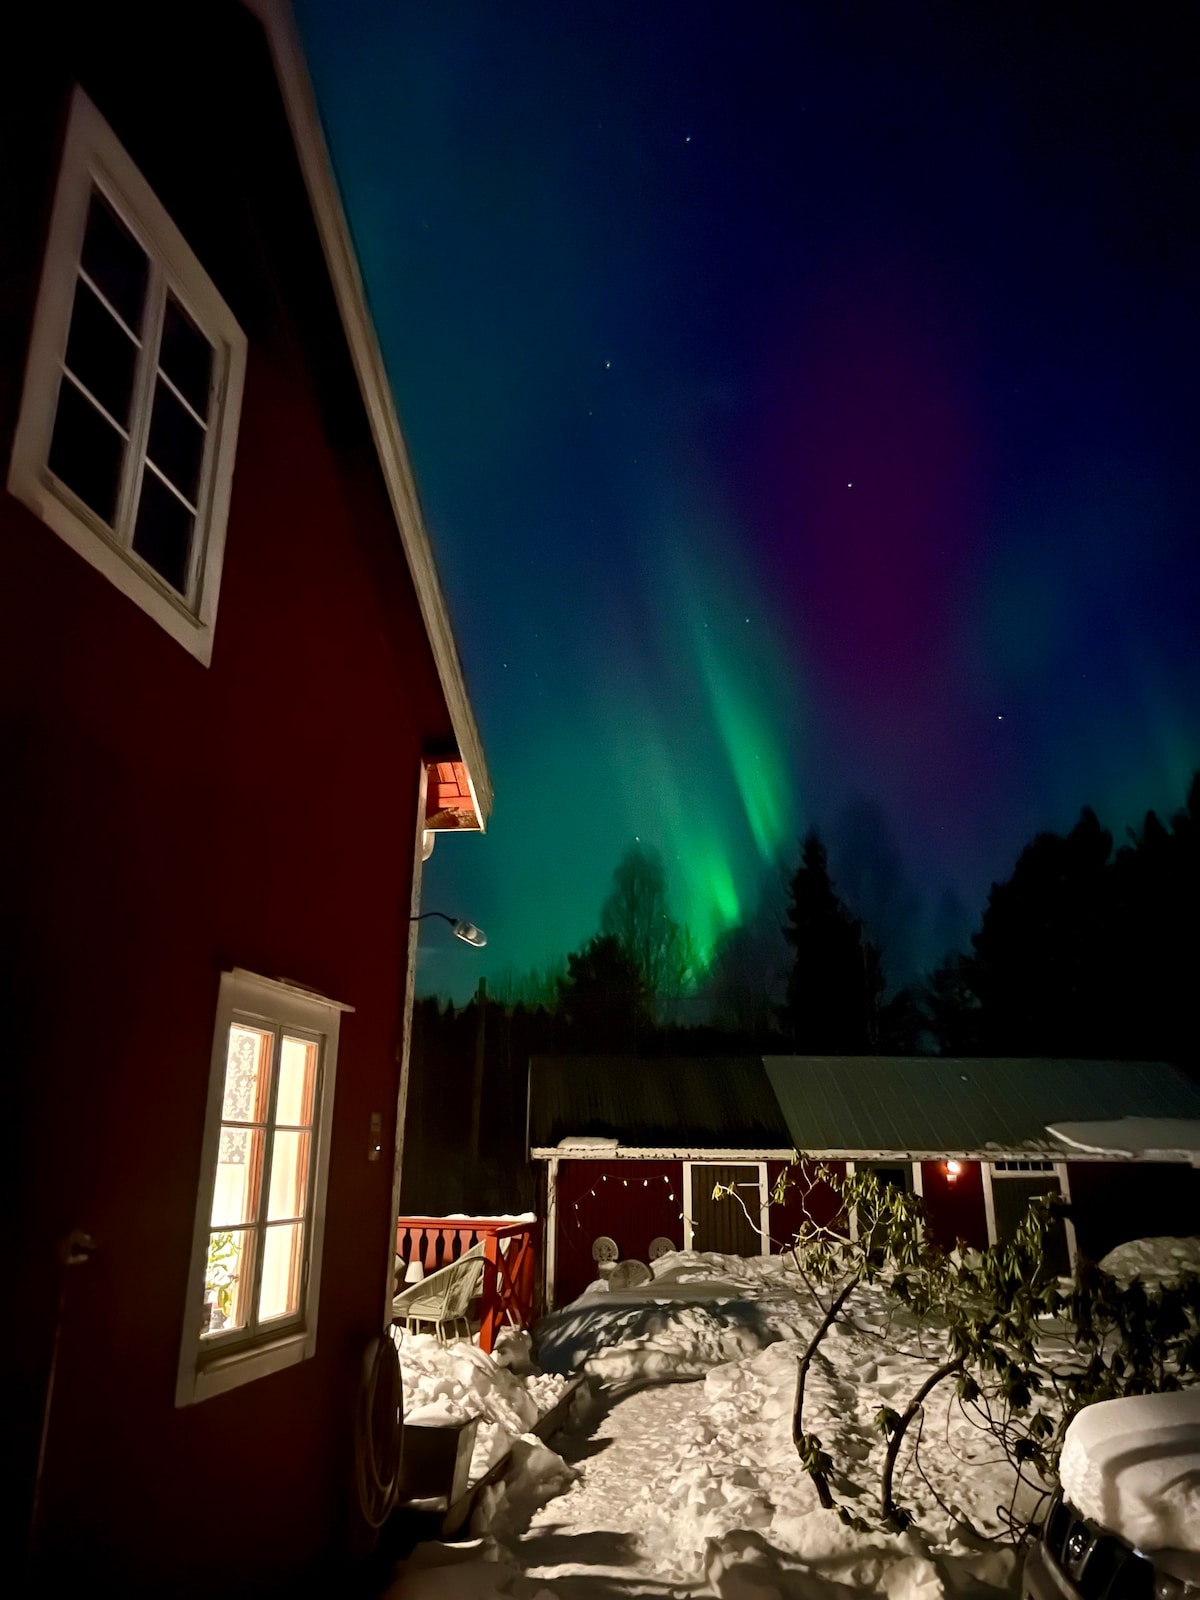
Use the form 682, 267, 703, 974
4, 2, 488, 1592
529, 1056, 1200, 1306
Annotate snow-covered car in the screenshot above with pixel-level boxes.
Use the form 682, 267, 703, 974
1024, 1388, 1200, 1600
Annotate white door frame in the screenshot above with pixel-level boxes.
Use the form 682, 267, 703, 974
981, 1160, 1077, 1272
684, 1160, 770, 1255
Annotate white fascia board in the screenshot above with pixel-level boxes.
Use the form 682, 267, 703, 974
797, 1145, 1191, 1165
242, 0, 491, 825
530, 1147, 798, 1162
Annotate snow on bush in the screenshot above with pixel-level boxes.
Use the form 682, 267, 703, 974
395, 1328, 574, 1485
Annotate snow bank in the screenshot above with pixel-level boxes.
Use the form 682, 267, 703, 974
396, 1328, 573, 1484
636, 1331, 1029, 1596
530, 1250, 1035, 1596
1059, 1388, 1200, 1570
470, 1436, 580, 1538
1098, 1235, 1200, 1288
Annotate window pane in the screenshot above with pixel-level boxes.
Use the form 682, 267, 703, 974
64, 279, 138, 427
211, 1126, 265, 1226
132, 468, 194, 594
204, 1227, 253, 1336
146, 377, 205, 505
267, 1130, 310, 1221
48, 377, 124, 525
276, 1037, 318, 1127
258, 1222, 304, 1322
80, 189, 148, 333
221, 1025, 273, 1123
160, 295, 212, 416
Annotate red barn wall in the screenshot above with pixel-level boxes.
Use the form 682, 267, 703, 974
3, 12, 457, 1594
1066, 1161, 1200, 1263
767, 1159, 847, 1246
920, 1160, 990, 1251
554, 1159, 683, 1306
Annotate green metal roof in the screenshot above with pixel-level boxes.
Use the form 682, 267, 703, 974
528, 1057, 792, 1152
763, 1057, 1200, 1155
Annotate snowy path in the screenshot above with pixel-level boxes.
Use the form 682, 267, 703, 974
518, 1379, 709, 1597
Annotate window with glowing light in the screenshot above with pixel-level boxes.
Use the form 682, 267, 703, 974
8, 88, 245, 665
177, 970, 349, 1406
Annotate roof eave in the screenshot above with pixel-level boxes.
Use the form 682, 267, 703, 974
242, 0, 492, 826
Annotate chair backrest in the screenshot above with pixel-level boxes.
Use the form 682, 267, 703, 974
393, 1241, 485, 1320
439, 1244, 486, 1318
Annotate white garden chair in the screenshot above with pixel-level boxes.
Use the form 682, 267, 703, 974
391, 1242, 486, 1342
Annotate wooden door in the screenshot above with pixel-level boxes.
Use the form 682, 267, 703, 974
690, 1163, 762, 1255
990, 1173, 1070, 1276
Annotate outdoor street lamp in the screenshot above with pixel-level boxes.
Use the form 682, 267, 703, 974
410, 911, 487, 947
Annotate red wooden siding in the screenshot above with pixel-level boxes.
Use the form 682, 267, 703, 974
1066, 1161, 1200, 1263
920, 1160, 990, 1250
767, 1159, 847, 1246
555, 1159, 682, 1306
3, 19, 463, 1588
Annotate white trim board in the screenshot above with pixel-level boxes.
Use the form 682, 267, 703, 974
532, 1147, 797, 1162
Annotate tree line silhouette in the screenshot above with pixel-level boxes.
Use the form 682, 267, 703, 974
402, 772, 1198, 1211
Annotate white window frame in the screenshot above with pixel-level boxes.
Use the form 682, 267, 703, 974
8, 86, 246, 666
176, 970, 351, 1407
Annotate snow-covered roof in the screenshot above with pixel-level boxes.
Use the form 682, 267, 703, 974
1047, 1117, 1200, 1164
764, 1057, 1200, 1157
530, 1057, 1200, 1161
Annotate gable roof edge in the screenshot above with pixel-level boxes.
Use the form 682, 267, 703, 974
243, 0, 492, 825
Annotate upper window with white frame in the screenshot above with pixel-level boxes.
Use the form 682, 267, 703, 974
8, 87, 246, 665
177, 970, 350, 1407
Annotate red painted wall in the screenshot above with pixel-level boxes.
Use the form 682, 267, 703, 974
920, 1160, 990, 1251
554, 1160, 683, 1306
3, 20, 461, 1594
1066, 1161, 1200, 1263
767, 1159, 848, 1247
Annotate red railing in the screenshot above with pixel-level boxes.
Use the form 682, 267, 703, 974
395, 1215, 541, 1354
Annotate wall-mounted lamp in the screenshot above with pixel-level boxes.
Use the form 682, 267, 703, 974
945, 1159, 962, 1183
410, 911, 487, 948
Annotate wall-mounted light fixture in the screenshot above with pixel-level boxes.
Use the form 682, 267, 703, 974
945, 1159, 963, 1183
410, 911, 487, 947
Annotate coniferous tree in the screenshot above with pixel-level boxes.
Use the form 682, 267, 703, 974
964, 806, 1114, 1056
556, 933, 650, 1053
780, 830, 884, 1051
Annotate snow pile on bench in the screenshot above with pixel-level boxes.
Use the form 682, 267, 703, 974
397, 1328, 574, 1485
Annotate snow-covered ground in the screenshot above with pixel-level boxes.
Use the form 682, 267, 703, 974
383, 1240, 1200, 1600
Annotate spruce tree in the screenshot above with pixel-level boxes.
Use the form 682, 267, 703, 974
780, 830, 884, 1052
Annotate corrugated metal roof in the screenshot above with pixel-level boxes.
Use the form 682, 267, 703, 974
529, 1057, 791, 1151
763, 1057, 1200, 1154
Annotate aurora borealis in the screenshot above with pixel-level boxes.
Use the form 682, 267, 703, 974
294, 1, 1200, 1002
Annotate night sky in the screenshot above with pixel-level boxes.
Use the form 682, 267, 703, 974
294, 1, 1200, 1002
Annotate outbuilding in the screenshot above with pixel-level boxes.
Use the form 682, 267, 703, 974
529, 1056, 1200, 1307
